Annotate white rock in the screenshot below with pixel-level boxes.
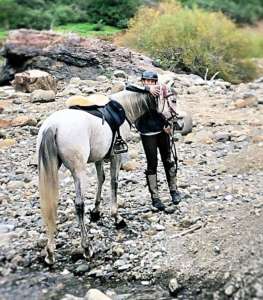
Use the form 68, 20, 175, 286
85, 289, 112, 300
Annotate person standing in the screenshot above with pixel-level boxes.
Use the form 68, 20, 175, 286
126, 71, 180, 211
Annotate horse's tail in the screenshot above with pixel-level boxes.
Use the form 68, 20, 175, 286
38, 127, 59, 237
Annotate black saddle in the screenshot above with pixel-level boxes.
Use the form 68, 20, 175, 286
70, 100, 128, 157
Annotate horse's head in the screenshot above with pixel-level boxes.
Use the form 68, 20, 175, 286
156, 85, 178, 122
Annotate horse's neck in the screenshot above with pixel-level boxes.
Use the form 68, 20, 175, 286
112, 91, 150, 123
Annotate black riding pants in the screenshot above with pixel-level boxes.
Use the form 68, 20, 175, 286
141, 131, 175, 175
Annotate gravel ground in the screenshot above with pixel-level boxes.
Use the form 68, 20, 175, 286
0, 73, 263, 299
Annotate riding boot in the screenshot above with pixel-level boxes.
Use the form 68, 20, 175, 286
165, 162, 181, 205
146, 173, 166, 211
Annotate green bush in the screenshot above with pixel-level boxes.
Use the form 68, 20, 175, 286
179, 0, 263, 24
119, 1, 258, 83
80, 0, 142, 28
0, 0, 142, 30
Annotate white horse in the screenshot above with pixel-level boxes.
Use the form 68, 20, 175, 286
37, 89, 176, 265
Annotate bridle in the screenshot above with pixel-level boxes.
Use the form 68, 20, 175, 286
158, 88, 180, 166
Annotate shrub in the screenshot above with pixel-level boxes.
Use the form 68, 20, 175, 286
179, 0, 263, 24
119, 1, 258, 83
78, 0, 142, 28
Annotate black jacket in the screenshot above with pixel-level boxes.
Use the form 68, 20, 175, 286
125, 83, 167, 134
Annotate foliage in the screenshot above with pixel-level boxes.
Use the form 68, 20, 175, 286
119, 1, 259, 83
77, 0, 142, 28
0, 0, 142, 30
178, 0, 263, 24
242, 28, 263, 59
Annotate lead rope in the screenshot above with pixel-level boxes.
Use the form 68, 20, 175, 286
169, 124, 178, 174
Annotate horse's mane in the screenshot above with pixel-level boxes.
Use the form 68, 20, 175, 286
110, 90, 153, 122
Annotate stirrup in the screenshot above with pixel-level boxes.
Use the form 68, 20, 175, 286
113, 137, 128, 154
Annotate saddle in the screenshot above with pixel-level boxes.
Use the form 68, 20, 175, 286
66, 94, 109, 107
66, 94, 128, 157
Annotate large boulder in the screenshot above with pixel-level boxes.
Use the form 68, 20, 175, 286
11, 70, 57, 93
0, 29, 155, 85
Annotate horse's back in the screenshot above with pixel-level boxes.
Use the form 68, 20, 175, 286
37, 109, 113, 163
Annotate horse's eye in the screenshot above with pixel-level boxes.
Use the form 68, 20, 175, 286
171, 100, 177, 103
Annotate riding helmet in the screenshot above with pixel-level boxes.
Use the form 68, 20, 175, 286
141, 70, 158, 81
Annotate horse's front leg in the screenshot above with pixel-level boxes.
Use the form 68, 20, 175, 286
110, 154, 126, 228
90, 160, 105, 222
73, 170, 93, 259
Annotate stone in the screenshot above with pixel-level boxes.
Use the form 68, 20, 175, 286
30, 89, 56, 103
111, 82, 125, 93
11, 69, 57, 93
224, 284, 236, 296
169, 278, 180, 295
6, 180, 24, 191
0, 119, 12, 128
234, 99, 247, 109
113, 70, 127, 79
0, 224, 15, 233
11, 116, 37, 127
213, 132, 231, 142
75, 264, 90, 275
234, 95, 258, 108
252, 135, 263, 143
96, 75, 108, 82
120, 161, 138, 171
85, 289, 112, 300
62, 294, 82, 300
112, 245, 125, 257
0, 138, 16, 149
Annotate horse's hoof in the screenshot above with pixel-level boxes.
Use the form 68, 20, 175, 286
44, 247, 55, 265
83, 245, 94, 259
90, 210, 101, 222
115, 216, 127, 229
44, 253, 55, 265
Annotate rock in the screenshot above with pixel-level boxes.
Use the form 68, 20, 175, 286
11, 69, 57, 93
169, 278, 180, 296
75, 264, 90, 275
224, 283, 236, 296
0, 138, 16, 149
96, 75, 108, 82
0, 119, 12, 128
62, 294, 82, 300
112, 245, 125, 257
187, 86, 202, 94
0, 224, 15, 233
11, 116, 37, 127
69, 77, 82, 85
234, 94, 258, 108
120, 161, 138, 171
213, 245, 221, 255
0, 29, 154, 84
254, 282, 263, 298
252, 135, 263, 143
234, 99, 247, 109
213, 132, 231, 142
6, 180, 24, 191
111, 81, 125, 93
85, 289, 112, 300
30, 89, 56, 103
224, 195, 233, 201
113, 70, 127, 79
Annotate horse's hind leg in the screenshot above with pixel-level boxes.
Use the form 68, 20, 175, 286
72, 169, 93, 259
110, 154, 126, 228
90, 160, 105, 222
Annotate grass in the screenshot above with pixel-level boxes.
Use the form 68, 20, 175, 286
0, 29, 7, 42
54, 22, 121, 37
